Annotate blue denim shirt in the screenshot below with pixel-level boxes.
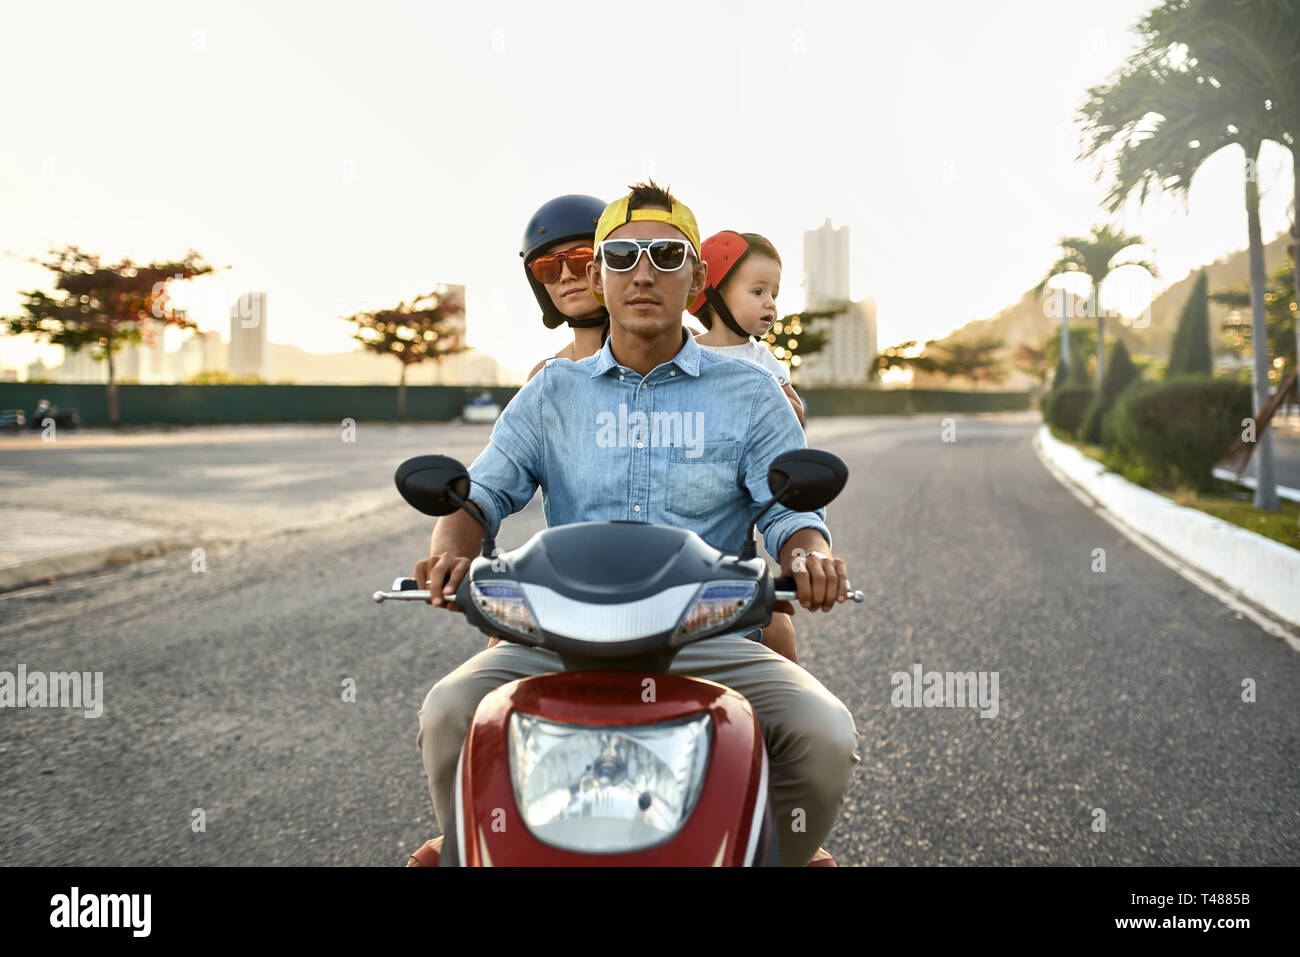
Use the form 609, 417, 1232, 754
466, 330, 830, 560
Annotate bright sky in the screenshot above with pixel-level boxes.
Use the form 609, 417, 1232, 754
1, 0, 1293, 381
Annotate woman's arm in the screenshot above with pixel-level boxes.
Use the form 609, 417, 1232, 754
781, 382, 805, 424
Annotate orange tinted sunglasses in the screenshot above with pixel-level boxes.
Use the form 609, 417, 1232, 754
527, 245, 594, 284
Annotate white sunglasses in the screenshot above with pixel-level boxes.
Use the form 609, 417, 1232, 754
596, 238, 695, 272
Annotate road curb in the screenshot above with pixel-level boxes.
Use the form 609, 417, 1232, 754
1034, 426, 1300, 644
0, 538, 198, 593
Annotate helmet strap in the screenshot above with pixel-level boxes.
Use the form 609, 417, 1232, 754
565, 313, 607, 329
703, 286, 756, 341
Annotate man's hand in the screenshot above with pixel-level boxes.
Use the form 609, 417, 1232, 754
779, 530, 849, 613
413, 551, 471, 613
415, 505, 487, 613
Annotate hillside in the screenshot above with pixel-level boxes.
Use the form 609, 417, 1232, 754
912, 232, 1292, 389
268, 343, 512, 385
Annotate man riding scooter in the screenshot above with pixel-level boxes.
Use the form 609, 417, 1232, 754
413, 182, 860, 866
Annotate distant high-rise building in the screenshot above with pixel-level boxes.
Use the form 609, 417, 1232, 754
115, 340, 141, 381
96, 320, 166, 383
797, 299, 878, 386
137, 319, 169, 383
174, 330, 225, 380
56, 346, 108, 383
229, 293, 269, 380
803, 218, 850, 307
798, 220, 877, 385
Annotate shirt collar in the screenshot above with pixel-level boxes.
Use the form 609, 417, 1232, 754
589, 327, 701, 379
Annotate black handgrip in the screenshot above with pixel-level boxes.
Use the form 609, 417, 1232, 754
773, 576, 797, 592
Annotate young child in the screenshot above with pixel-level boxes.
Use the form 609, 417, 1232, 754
689, 230, 803, 663
689, 230, 805, 425
521, 194, 610, 381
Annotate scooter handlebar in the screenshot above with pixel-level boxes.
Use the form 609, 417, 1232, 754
773, 576, 864, 604
374, 576, 864, 604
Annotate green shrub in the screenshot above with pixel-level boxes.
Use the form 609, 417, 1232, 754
1081, 340, 1141, 446
1043, 386, 1095, 437
1110, 376, 1252, 491
1166, 271, 1212, 377
1100, 405, 1121, 450
1050, 357, 1070, 392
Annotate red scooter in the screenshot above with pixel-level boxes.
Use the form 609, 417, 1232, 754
376, 448, 861, 866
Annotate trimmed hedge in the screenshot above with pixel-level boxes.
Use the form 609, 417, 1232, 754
1081, 339, 1140, 446
1042, 386, 1095, 437
1109, 376, 1252, 491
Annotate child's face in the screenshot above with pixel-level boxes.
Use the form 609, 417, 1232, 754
719, 254, 780, 337
533, 239, 603, 320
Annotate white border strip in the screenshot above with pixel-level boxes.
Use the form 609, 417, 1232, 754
454, 743, 468, 867
1034, 427, 1300, 651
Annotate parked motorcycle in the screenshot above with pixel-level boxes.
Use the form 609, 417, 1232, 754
28, 399, 79, 431
375, 448, 861, 866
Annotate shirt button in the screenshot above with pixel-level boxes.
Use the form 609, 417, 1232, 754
633, 505, 641, 512
636, 441, 644, 449
669, 371, 676, 376
640, 382, 647, 389
619, 375, 624, 381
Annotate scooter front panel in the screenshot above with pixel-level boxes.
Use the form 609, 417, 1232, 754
459, 671, 768, 866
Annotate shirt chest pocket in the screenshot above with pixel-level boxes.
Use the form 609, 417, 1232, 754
664, 440, 742, 520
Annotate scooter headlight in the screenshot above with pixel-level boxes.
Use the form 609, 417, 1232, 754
471, 582, 537, 637
508, 713, 711, 854
675, 582, 757, 641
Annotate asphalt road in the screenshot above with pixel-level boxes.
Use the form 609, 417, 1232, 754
1, 415, 1296, 865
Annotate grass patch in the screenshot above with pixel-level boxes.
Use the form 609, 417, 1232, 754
1052, 431, 1299, 551
1178, 496, 1300, 550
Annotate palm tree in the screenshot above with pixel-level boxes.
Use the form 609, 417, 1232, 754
1143, 0, 1299, 422
1078, 9, 1287, 510
1039, 225, 1155, 387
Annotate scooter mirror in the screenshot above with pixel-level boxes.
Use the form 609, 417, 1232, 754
394, 455, 472, 517
766, 449, 848, 512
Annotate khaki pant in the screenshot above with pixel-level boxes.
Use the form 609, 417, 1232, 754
417, 634, 860, 866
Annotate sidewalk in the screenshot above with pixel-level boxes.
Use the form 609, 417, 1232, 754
0, 506, 185, 592
0, 421, 497, 593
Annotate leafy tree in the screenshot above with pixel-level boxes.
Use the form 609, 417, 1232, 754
1078, 2, 1287, 508
3, 246, 214, 425
935, 336, 1008, 386
873, 340, 941, 379
1167, 270, 1213, 376
344, 285, 468, 421
1213, 262, 1297, 383
875, 336, 1006, 387
763, 307, 840, 381
1012, 342, 1050, 386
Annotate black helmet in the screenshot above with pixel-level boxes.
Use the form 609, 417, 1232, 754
521, 194, 609, 330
